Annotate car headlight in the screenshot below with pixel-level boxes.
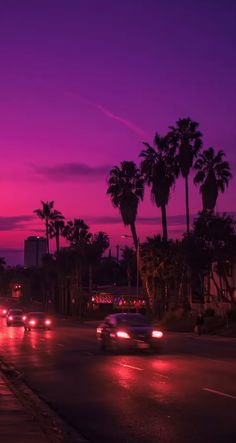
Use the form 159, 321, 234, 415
152, 330, 163, 338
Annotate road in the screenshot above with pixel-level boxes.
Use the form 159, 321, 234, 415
0, 317, 236, 443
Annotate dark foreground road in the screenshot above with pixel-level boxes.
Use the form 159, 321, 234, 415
0, 317, 236, 443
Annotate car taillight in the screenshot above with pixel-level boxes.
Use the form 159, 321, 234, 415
97, 327, 102, 334
29, 320, 36, 325
45, 319, 51, 325
9, 316, 13, 320
22, 316, 26, 321
3, 309, 7, 314
152, 330, 163, 338
116, 330, 130, 339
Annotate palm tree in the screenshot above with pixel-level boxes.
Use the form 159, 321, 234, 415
34, 201, 63, 254
140, 133, 178, 241
63, 219, 92, 317
120, 246, 136, 288
86, 232, 110, 293
63, 219, 92, 248
168, 118, 202, 235
194, 147, 232, 211
48, 219, 65, 255
107, 161, 144, 249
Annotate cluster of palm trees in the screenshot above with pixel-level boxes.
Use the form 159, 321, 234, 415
34, 201, 109, 259
107, 117, 232, 246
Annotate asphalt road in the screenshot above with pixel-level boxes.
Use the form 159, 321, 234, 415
0, 316, 236, 443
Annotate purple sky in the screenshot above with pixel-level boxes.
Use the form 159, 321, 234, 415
0, 0, 236, 265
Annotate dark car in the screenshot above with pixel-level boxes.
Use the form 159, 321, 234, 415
24, 312, 52, 331
97, 313, 164, 353
6, 309, 26, 326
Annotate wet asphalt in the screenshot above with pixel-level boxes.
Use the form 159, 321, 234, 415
0, 317, 236, 443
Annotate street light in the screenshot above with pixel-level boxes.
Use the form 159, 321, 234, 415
121, 235, 140, 298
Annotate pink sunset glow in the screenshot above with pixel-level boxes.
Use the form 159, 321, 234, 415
0, 1, 236, 265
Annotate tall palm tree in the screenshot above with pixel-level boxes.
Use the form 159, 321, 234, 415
194, 147, 232, 211
34, 201, 63, 254
107, 161, 144, 249
140, 133, 178, 241
168, 118, 202, 235
48, 218, 65, 255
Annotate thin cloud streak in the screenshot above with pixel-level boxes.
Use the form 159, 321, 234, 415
33, 163, 111, 181
69, 92, 147, 138
94, 103, 147, 138
0, 215, 34, 231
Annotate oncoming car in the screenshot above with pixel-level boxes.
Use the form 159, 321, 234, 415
24, 312, 52, 331
6, 309, 26, 326
97, 313, 164, 353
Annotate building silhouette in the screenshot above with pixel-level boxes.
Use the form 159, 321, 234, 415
24, 236, 47, 268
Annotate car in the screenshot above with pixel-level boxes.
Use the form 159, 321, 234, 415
97, 313, 164, 353
6, 309, 26, 326
24, 312, 52, 331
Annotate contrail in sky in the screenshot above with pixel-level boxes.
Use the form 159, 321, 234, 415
68, 92, 147, 138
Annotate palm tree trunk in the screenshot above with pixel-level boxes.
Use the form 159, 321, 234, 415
46, 218, 50, 254
185, 175, 190, 235
161, 204, 168, 241
56, 230, 60, 255
130, 222, 138, 249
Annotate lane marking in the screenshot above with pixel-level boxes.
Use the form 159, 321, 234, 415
121, 364, 144, 371
203, 387, 236, 400
155, 372, 169, 379
57, 343, 64, 347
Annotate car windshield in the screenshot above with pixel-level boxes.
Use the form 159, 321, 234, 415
10, 310, 23, 315
116, 314, 149, 326
28, 313, 46, 319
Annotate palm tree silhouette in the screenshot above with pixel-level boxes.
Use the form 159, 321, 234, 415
169, 118, 202, 235
194, 147, 232, 211
86, 232, 110, 293
34, 201, 63, 254
140, 133, 178, 241
48, 218, 65, 255
107, 161, 144, 249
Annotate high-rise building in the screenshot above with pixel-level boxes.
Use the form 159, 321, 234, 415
24, 236, 47, 268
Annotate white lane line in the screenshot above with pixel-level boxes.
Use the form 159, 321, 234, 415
156, 372, 169, 379
57, 343, 64, 347
203, 387, 236, 400
121, 364, 144, 371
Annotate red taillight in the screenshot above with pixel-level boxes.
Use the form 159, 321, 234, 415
97, 327, 102, 334
9, 316, 13, 320
152, 330, 163, 338
29, 320, 36, 325
3, 309, 7, 314
45, 319, 51, 325
116, 330, 130, 339
22, 316, 26, 321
